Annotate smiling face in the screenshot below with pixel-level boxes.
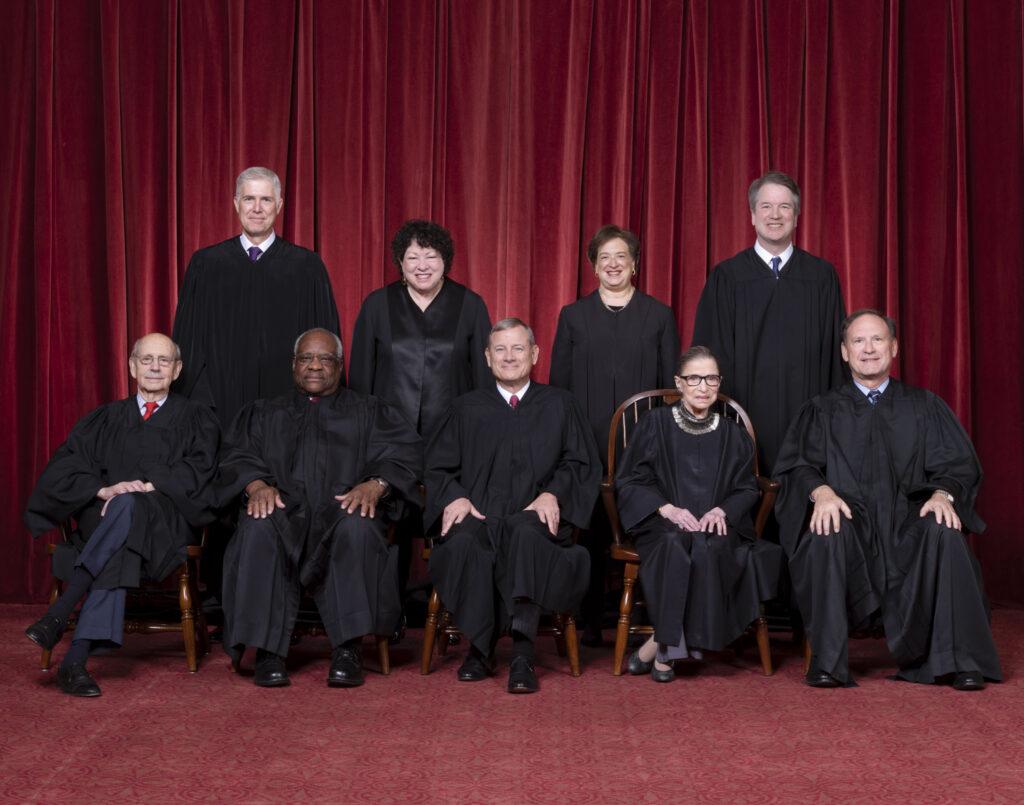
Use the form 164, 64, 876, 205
841, 314, 898, 386
750, 182, 798, 253
485, 326, 539, 390
593, 237, 636, 293
129, 333, 182, 398
674, 355, 721, 417
400, 240, 446, 296
234, 178, 283, 243
292, 331, 343, 396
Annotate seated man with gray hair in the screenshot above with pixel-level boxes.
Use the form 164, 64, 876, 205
24, 333, 220, 696
217, 328, 422, 688
426, 318, 600, 694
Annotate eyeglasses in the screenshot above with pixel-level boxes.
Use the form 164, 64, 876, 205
133, 354, 178, 367
295, 353, 340, 367
678, 374, 722, 387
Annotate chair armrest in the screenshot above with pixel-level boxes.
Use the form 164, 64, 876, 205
753, 477, 780, 539
600, 479, 626, 547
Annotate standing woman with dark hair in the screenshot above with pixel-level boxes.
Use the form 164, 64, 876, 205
349, 219, 492, 441
550, 224, 680, 643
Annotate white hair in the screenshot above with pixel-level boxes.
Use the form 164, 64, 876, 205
130, 333, 181, 361
293, 328, 343, 358
235, 167, 282, 200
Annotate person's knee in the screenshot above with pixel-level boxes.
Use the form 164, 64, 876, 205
104, 493, 136, 516
332, 512, 386, 550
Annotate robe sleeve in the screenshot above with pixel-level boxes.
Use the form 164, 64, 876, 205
716, 422, 760, 527
214, 402, 276, 507
541, 395, 601, 529
141, 405, 221, 527
823, 265, 849, 389
347, 295, 380, 395
692, 266, 736, 392
359, 399, 424, 510
548, 306, 572, 389
614, 413, 669, 530
468, 293, 494, 389
423, 405, 472, 529
657, 306, 681, 388
170, 252, 216, 407
773, 400, 829, 554
23, 407, 110, 536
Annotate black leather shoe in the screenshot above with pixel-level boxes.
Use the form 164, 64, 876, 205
254, 651, 290, 688
627, 650, 654, 676
327, 646, 364, 688
805, 668, 843, 688
56, 662, 101, 697
651, 661, 675, 683
25, 614, 66, 651
457, 650, 495, 682
507, 655, 539, 694
952, 670, 986, 691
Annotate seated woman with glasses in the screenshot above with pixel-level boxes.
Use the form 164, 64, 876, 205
614, 346, 781, 682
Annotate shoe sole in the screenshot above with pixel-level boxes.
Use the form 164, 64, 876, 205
507, 685, 539, 694
60, 687, 102, 697
327, 678, 364, 688
25, 628, 59, 651
254, 678, 291, 688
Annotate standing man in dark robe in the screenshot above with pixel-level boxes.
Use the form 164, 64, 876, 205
24, 333, 220, 697
692, 171, 846, 474
775, 310, 1000, 690
425, 318, 601, 694
217, 328, 422, 689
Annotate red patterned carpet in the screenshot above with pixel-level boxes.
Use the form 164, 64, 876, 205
2, 604, 1023, 804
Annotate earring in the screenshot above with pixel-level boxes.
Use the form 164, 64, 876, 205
631, 267, 636, 276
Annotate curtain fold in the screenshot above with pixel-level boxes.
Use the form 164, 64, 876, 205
2, 0, 1022, 604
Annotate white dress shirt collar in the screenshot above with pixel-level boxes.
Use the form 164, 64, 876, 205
497, 380, 530, 405
240, 231, 276, 256
753, 241, 794, 271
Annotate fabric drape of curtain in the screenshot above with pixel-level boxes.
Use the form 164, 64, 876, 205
1, 0, 1021, 604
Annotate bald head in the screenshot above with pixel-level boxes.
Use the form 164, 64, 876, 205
129, 332, 182, 400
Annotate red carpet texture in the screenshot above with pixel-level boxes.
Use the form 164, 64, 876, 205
2, 605, 1022, 804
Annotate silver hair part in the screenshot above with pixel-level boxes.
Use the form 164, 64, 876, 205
130, 334, 181, 361
489, 317, 536, 347
294, 328, 343, 358
235, 166, 282, 200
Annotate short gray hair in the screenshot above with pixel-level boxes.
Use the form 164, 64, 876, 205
130, 334, 181, 361
235, 167, 282, 200
293, 328, 343, 358
841, 309, 897, 340
489, 317, 536, 347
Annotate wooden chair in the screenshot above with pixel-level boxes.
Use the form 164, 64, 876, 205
40, 521, 209, 672
419, 543, 583, 677
602, 390, 778, 676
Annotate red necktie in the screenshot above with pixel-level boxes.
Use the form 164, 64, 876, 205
142, 402, 159, 421
509, 394, 519, 409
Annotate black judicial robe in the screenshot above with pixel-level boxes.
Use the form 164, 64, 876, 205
348, 279, 492, 440
24, 394, 220, 588
775, 380, 1001, 683
216, 387, 423, 585
171, 237, 340, 428
550, 290, 679, 464
616, 408, 780, 649
692, 248, 846, 472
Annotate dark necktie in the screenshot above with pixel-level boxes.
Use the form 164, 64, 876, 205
509, 394, 519, 409
248, 246, 262, 262
142, 401, 159, 420
770, 256, 781, 279
867, 389, 882, 406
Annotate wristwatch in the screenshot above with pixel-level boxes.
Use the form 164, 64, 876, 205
934, 489, 954, 503
371, 477, 390, 493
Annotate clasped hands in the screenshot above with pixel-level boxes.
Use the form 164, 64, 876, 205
441, 491, 562, 537
809, 485, 960, 535
97, 480, 155, 516
658, 503, 727, 534
244, 479, 388, 520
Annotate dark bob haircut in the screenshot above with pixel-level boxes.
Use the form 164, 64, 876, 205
586, 224, 640, 266
676, 345, 719, 377
390, 219, 455, 274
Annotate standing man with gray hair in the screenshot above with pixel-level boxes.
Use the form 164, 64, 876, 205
692, 171, 846, 475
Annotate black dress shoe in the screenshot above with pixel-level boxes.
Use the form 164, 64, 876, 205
507, 655, 539, 694
254, 651, 290, 688
457, 650, 495, 682
56, 663, 101, 697
805, 668, 843, 688
327, 645, 364, 688
25, 614, 66, 651
651, 662, 675, 683
952, 670, 986, 691
627, 650, 654, 676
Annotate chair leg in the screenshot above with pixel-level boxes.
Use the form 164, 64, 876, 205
563, 614, 582, 677
177, 562, 198, 673
190, 554, 210, 656
551, 613, 567, 657
40, 577, 62, 671
377, 635, 391, 675
613, 562, 638, 676
421, 586, 442, 674
803, 636, 812, 675
755, 615, 773, 676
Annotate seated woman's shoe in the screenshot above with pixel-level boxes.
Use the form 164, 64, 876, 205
952, 670, 986, 691
651, 661, 675, 683
627, 650, 654, 676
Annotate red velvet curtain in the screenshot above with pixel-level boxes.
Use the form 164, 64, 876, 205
2, 0, 1022, 604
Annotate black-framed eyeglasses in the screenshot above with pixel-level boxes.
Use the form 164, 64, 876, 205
295, 353, 340, 367
678, 374, 722, 387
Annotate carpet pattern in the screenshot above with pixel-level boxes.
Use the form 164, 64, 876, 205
2, 605, 1022, 804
